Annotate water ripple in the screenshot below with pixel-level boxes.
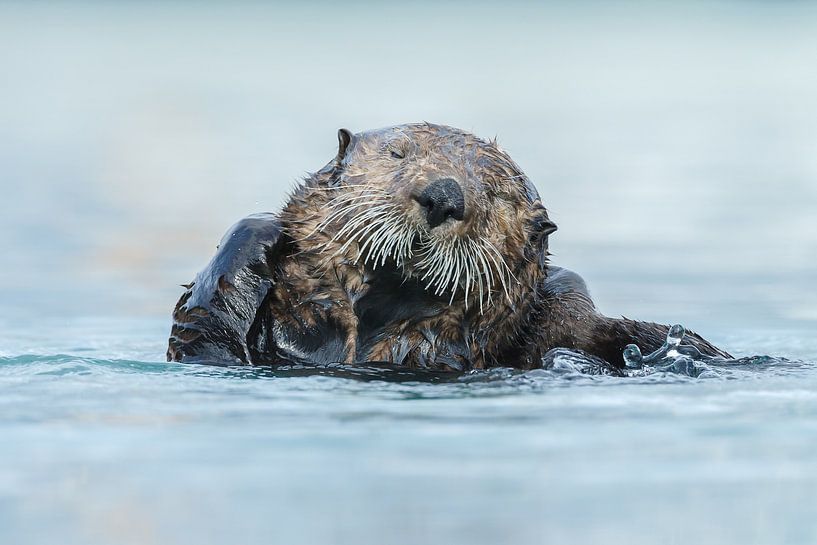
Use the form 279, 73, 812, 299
1, 351, 812, 391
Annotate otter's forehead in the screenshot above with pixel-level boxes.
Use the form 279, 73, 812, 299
356, 123, 483, 151
343, 122, 541, 204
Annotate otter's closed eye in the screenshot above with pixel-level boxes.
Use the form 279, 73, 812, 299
389, 149, 405, 159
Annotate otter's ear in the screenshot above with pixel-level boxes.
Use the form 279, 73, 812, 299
336, 128, 355, 163
528, 209, 558, 269
540, 218, 557, 237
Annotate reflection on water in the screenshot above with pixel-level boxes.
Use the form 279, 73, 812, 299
1, 2, 817, 545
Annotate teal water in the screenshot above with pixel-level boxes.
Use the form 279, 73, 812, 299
2, 2, 817, 544
1, 319, 816, 545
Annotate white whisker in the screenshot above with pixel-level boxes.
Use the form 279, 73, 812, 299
307, 183, 517, 315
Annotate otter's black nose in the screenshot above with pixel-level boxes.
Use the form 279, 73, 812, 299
415, 178, 465, 228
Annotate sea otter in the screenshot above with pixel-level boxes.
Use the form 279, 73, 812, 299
167, 123, 729, 371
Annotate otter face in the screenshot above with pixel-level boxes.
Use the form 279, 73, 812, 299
314, 123, 556, 312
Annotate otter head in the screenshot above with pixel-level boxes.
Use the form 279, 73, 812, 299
315, 123, 557, 312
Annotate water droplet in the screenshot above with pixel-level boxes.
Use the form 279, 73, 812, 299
623, 344, 643, 368
667, 324, 685, 346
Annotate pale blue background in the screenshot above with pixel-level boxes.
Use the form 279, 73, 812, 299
1, 2, 816, 545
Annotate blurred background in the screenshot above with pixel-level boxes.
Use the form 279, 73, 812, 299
2, 3, 817, 545
2, 1, 815, 335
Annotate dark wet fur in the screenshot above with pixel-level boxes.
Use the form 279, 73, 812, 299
168, 123, 730, 371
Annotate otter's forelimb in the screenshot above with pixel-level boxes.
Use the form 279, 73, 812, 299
539, 267, 730, 368
167, 213, 287, 365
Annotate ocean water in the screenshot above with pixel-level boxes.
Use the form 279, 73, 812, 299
2, 2, 817, 545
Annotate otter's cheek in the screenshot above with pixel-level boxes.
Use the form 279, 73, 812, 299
392, 187, 427, 232
398, 199, 430, 231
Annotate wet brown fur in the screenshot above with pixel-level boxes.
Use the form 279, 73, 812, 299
168, 123, 729, 370
269, 124, 553, 368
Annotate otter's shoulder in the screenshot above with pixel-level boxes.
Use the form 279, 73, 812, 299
541, 266, 591, 300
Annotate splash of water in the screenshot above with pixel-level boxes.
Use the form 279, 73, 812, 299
619, 324, 762, 378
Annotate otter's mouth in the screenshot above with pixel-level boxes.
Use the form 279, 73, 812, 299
314, 185, 515, 312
